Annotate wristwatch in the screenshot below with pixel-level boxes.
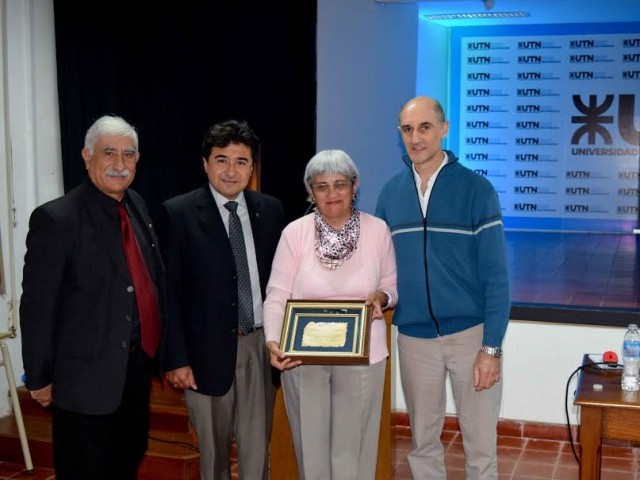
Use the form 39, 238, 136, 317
480, 345, 503, 358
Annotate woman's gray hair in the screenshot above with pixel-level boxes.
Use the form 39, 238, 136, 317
303, 149, 359, 202
84, 115, 139, 154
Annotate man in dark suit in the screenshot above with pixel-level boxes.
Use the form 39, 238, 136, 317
157, 120, 284, 480
20, 115, 165, 480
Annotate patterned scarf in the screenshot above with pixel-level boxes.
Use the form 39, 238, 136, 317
314, 207, 360, 270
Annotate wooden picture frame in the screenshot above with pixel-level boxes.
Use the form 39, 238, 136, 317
280, 300, 371, 365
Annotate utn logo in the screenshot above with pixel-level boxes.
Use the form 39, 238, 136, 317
518, 41, 542, 49
466, 88, 490, 97
466, 153, 489, 161
467, 56, 491, 64
466, 105, 490, 113
467, 42, 492, 50
571, 94, 639, 146
517, 72, 542, 80
619, 172, 640, 180
569, 54, 594, 63
466, 137, 489, 145
515, 170, 538, 178
618, 206, 640, 214
622, 71, 640, 79
514, 186, 538, 194
564, 205, 590, 213
570, 40, 595, 48
517, 88, 541, 97
513, 203, 537, 211
566, 171, 590, 179
516, 105, 540, 113
516, 121, 540, 129
515, 154, 538, 162
518, 55, 542, 63
618, 188, 640, 197
566, 187, 590, 195
466, 121, 490, 129
467, 72, 491, 80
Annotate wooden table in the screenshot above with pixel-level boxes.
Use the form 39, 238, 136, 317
573, 354, 640, 479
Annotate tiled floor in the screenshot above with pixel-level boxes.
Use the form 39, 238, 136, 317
391, 427, 640, 480
0, 461, 54, 480
506, 231, 640, 309
1, 427, 638, 479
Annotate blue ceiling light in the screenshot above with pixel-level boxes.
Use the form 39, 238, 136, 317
423, 11, 529, 21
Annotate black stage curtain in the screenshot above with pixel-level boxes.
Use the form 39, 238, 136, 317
53, 2, 316, 223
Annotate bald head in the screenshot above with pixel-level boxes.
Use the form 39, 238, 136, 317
399, 96, 446, 125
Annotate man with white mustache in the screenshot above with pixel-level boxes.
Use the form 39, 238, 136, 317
106, 167, 131, 177
20, 114, 166, 480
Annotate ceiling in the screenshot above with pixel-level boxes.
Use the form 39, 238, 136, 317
375, 0, 640, 27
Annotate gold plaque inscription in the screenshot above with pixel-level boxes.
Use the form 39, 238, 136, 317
301, 321, 348, 348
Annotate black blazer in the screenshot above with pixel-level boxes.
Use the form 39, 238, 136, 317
157, 185, 284, 396
19, 179, 167, 415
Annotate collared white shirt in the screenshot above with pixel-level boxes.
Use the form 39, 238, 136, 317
413, 151, 449, 217
209, 185, 263, 328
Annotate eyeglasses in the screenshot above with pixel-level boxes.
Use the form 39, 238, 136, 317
310, 180, 353, 194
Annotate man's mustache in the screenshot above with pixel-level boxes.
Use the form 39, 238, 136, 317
106, 168, 131, 178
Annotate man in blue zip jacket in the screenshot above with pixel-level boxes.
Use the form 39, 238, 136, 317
376, 96, 510, 480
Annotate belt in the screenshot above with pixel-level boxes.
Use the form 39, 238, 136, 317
238, 326, 263, 337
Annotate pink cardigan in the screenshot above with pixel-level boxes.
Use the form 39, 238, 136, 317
263, 211, 397, 364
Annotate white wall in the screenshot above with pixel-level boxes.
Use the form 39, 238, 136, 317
0, 0, 62, 416
317, 0, 419, 214
317, 0, 629, 426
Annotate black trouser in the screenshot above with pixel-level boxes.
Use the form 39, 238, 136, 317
52, 349, 153, 480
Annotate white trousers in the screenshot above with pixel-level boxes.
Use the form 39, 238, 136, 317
282, 360, 386, 480
398, 324, 502, 480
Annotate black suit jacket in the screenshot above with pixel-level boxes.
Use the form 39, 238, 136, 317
19, 179, 167, 415
157, 185, 284, 396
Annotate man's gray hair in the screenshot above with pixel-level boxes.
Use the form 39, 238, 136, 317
84, 115, 138, 154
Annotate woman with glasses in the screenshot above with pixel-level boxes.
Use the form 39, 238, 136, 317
263, 149, 397, 479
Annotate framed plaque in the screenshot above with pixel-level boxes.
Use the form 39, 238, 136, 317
280, 300, 372, 365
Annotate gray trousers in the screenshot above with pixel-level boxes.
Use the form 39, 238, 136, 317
398, 324, 502, 480
282, 360, 386, 480
186, 328, 276, 480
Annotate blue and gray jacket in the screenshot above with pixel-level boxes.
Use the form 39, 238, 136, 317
375, 150, 510, 347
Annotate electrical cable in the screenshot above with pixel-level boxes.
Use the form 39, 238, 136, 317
564, 360, 622, 464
